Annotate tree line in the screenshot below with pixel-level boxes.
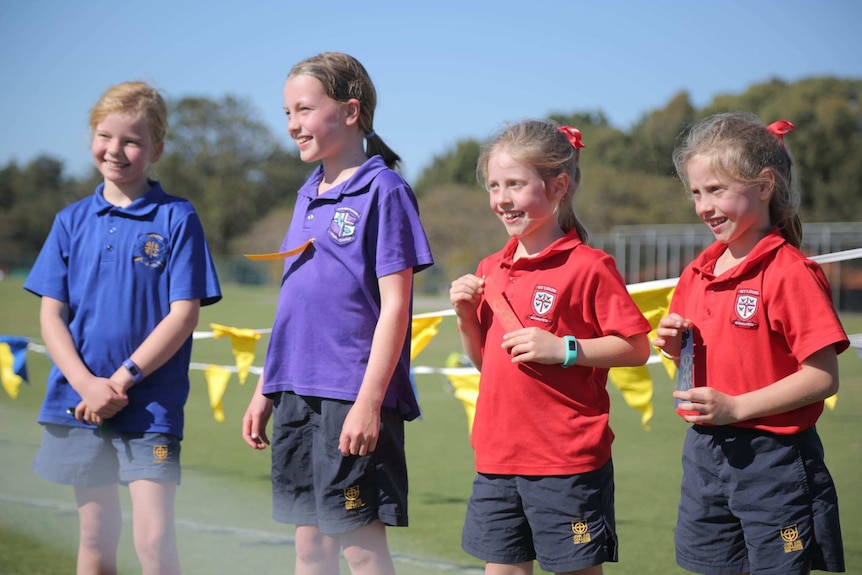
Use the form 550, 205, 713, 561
2, 77, 860, 280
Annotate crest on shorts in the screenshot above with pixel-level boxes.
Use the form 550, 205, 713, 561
134, 233, 169, 269
571, 520, 591, 544
329, 207, 360, 245
780, 524, 804, 553
532, 285, 557, 316
152, 445, 169, 463
344, 485, 365, 510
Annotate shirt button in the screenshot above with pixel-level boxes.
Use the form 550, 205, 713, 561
109, 227, 117, 233
307, 214, 314, 220
106, 245, 113, 251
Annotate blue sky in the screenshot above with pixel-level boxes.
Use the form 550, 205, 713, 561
1, 0, 860, 183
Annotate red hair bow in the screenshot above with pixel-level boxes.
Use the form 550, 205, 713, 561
766, 120, 795, 147
558, 126, 585, 149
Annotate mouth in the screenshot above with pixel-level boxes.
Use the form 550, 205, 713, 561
104, 159, 128, 169
295, 135, 312, 146
705, 217, 727, 229
501, 211, 524, 223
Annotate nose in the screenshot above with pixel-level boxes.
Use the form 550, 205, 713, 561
694, 195, 713, 219
106, 137, 123, 157
287, 114, 300, 135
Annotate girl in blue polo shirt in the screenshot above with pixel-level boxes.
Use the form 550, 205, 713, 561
24, 81, 221, 574
654, 112, 847, 574
241, 52, 433, 574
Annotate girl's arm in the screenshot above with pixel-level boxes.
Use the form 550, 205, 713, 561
449, 274, 484, 370
338, 268, 413, 457
108, 299, 201, 394
502, 329, 651, 368
40, 296, 129, 420
673, 345, 839, 425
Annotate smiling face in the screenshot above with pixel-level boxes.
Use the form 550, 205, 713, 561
486, 149, 565, 255
91, 111, 162, 199
283, 74, 358, 166
686, 154, 773, 255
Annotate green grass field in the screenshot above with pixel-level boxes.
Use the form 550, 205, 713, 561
1, 277, 860, 574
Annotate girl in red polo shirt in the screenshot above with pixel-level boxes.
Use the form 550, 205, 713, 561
450, 120, 651, 575
654, 112, 848, 575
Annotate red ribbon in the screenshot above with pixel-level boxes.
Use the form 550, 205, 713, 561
558, 126, 585, 149
766, 120, 795, 147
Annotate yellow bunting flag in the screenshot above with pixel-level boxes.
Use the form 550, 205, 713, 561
210, 324, 262, 385
824, 394, 837, 410
203, 365, 232, 423
410, 315, 444, 360
0, 342, 24, 399
444, 352, 481, 434
608, 282, 676, 429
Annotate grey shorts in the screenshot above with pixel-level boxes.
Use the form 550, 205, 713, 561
462, 460, 617, 572
33, 424, 181, 486
269, 392, 408, 534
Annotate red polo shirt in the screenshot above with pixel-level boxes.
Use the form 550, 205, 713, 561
471, 230, 651, 475
670, 228, 849, 434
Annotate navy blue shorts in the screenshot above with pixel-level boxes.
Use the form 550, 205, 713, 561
269, 392, 408, 535
462, 460, 617, 572
33, 424, 181, 486
676, 425, 844, 575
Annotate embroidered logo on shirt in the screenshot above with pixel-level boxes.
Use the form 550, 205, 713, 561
152, 445, 169, 464
328, 207, 360, 244
527, 285, 556, 323
344, 486, 365, 510
571, 520, 591, 544
732, 288, 760, 328
780, 524, 804, 553
134, 233, 169, 269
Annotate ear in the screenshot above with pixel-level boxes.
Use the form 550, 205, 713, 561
550, 173, 570, 199
344, 98, 361, 127
757, 168, 776, 201
151, 140, 165, 164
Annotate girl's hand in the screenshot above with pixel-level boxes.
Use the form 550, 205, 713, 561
79, 377, 128, 419
651, 313, 690, 358
339, 399, 380, 457
242, 390, 273, 450
502, 327, 565, 365
673, 387, 740, 425
449, 274, 484, 319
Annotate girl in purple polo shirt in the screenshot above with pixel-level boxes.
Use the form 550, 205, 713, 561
241, 52, 433, 574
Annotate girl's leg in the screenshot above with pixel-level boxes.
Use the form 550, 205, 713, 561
485, 561, 533, 575
294, 524, 340, 575
74, 484, 122, 575
127, 478, 180, 575
339, 520, 395, 575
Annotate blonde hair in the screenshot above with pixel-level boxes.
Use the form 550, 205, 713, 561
289, 52, 401, 169
673, 112, 802, 247
477, 120, 588, 242
89, 81, 168, 146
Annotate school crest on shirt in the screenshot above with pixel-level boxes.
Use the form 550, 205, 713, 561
527, 285, 556, 324
328, 207, 360, 245
732, 288, 759, 329
134, 233, 169, 269
571, 520, 591, 545
152, 445, 169, 464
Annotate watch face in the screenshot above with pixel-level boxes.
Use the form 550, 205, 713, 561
569, 340, 577, 351
129, 366, 140, 376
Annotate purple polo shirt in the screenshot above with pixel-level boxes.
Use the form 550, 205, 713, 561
24, 181, 222, 438
262, 155, 433, 420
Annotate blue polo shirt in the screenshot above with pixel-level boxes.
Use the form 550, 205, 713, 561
262, 155, 433, 421
24, 181, 222, 438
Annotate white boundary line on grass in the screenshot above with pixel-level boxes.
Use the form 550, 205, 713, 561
0, 493, 484, 574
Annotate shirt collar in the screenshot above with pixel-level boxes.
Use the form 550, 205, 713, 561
500, 228, 584, 269
91, 180, 166, 216
298, 155, 388, 200
693, 227, 786, 279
